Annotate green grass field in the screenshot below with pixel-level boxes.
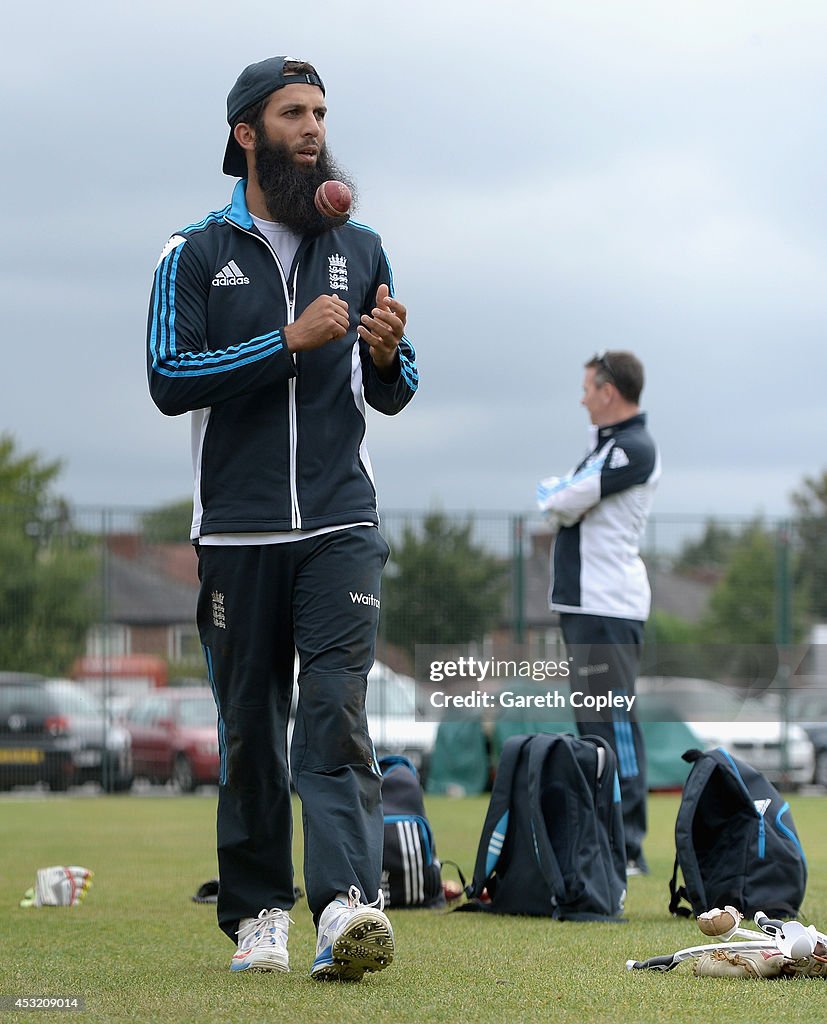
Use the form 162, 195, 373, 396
1, 791, 825, 1023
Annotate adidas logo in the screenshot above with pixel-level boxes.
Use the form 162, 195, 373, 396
212, 260, 250, 287
609, 446, 630, 469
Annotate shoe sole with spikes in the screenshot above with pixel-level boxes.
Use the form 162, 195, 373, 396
310, 908, 395, 982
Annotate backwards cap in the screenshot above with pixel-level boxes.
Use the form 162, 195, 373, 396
223, 56, 325, 177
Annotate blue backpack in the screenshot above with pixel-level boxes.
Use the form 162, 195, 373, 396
379, 755, 445, 908
458, 733, 627, 921
668, 747, 807, 919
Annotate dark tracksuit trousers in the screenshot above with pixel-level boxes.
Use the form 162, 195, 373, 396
559, 612, 648, 868
196, 526, 390, 941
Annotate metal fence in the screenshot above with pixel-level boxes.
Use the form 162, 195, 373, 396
0, 503, 825, 791
1, 502, 825, 682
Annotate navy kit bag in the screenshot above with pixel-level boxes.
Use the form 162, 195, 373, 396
668, 747, 807, 919
458, 733, 627, 921
379, 755, 445, 909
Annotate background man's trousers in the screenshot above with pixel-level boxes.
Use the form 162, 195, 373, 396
559, 612, 648, 868
196, 526, 390, 940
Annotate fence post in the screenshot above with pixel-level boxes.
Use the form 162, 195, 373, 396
512, 514, 525, 645
100, 508, 113, 793
775, 521, 792, 784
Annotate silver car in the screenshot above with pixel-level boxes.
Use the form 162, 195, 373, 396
636, 676, 815, 789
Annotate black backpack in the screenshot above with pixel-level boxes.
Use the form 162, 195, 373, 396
668, 747, 808, 919
379, 755, 445, 909
458, 733, 627, 921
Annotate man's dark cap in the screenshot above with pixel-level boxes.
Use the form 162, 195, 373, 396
223, 56, 325, 177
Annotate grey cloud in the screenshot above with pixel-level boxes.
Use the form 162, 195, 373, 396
2, 1, 826, 522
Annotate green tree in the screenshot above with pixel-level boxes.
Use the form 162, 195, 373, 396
643, 611, 720, 679
381, 511, 507, 661
141, 498, 193, 543
699, 522, 805, 645
645, 609, 699, 645
791, 470, 827, 620
0, 435, 96, 674
674, 518, 739, 573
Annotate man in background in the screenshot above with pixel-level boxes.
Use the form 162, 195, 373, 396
537, 351, 659, 874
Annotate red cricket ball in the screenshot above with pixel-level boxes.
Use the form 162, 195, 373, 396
314, 180, 352, 218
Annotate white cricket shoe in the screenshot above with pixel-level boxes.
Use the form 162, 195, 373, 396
230, 907, 292, 973
310, 885, 394, 982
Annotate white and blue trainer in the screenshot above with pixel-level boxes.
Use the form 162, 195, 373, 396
231, 907, 292, 973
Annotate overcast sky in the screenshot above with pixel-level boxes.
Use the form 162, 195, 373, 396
2, 1, 826, 533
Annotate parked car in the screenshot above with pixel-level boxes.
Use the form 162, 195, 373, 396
72, 654, 168, 719
0, 673, 133, 791
792, 689, 827, 787
761, 687, 827, 788
123, 687, 219, 791
636, 677, 815, 789
797, 716, 827, 787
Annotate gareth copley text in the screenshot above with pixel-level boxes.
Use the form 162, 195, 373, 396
430, 689, 637, 713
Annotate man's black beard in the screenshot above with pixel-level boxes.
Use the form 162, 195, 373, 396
254, 136, 357, 236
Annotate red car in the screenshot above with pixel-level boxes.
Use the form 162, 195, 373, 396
124, 687, 219, 791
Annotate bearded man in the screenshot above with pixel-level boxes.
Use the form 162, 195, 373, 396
146, 56, 418, 982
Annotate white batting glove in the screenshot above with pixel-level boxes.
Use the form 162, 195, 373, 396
20, 866, 94, 907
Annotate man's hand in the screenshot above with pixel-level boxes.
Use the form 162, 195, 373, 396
358, 284, 406, 376
284, 294, 350, 353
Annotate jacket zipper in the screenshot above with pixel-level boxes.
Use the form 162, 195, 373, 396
287, 265, 301, 529
229, 224, 302, 528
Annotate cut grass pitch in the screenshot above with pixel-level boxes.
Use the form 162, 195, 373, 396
1, 790, 825, 1023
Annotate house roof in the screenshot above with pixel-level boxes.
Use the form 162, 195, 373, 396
649, 567, 713, 624
100, 552, 198, 626
96, 531, 714, 632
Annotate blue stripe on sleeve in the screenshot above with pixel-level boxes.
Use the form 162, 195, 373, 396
150, 244, 284, 379
181, 205, 232, 235
153, 332, 285, 378
164, 245, 183, 358
399, 344, 419, 392
537, 451, 611, 506
381, 248, 395, 294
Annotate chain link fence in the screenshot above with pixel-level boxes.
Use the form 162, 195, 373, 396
0, 503, 825, 791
